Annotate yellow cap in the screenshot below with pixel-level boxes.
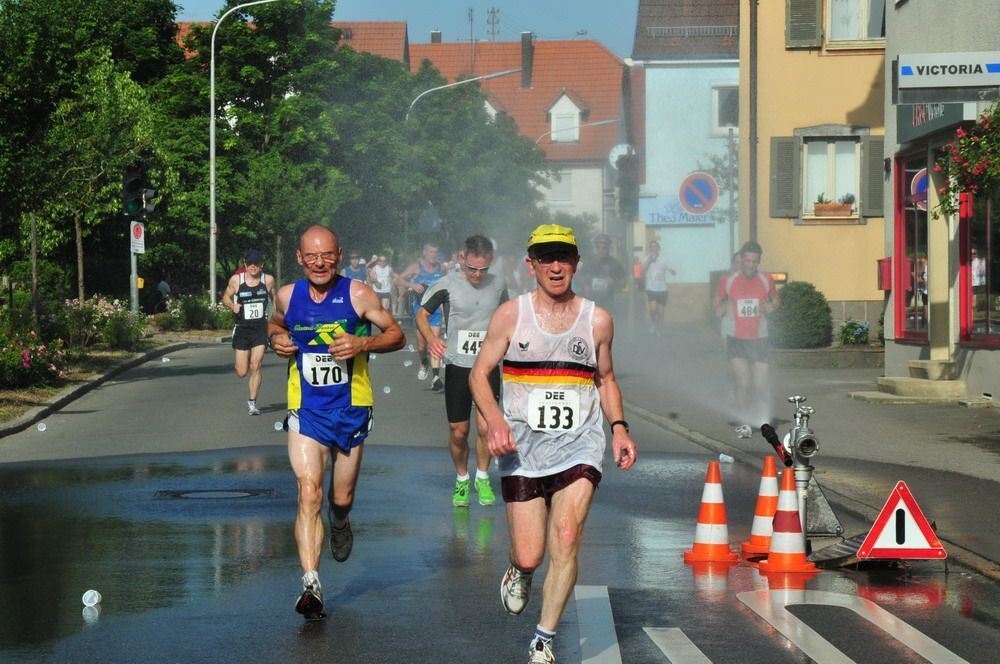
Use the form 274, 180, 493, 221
527, 224, 577, 252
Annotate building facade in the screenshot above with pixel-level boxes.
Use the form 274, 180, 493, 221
883, 2, 1000, 397
410, 34, 634, 251
739, 0, 886, 336
631, 0, 741, 319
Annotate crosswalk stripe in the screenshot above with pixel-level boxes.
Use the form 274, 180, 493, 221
643, 628, 713, 663
575, 585, 622, 664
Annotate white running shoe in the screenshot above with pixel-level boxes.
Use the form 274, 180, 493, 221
500, 563, 533, 615
247, 400, 261, 416
528, 637, 555, 664
417, 366, 429, 381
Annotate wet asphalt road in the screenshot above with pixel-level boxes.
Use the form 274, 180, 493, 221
1, 343, 999, 662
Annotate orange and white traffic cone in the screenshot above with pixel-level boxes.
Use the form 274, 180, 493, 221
683, 461, 738, 563
757, 467, 817, 573
741, 456, 779, 558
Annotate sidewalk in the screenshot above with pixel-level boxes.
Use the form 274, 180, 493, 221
616, 320, 1000, 579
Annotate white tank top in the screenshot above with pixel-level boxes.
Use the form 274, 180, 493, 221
371, 264, 392, 294
500, 293, 605, 477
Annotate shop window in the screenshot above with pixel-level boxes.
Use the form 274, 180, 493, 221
828, 0, 886, 42
803, 139, 859, 216
712, 85, 739, 136
966, 189, 1000, 338
896, 155, 928, 340
549, 170, 573, 202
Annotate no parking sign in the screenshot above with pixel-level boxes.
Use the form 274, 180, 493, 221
678, 172, 719, 215
910, 167, 928, 211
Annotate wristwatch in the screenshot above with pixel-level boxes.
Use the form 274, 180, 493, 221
610, 420, 629, 433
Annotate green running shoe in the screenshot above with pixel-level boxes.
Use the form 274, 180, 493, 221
475, 477, 496, 506
452, 478, 471, 507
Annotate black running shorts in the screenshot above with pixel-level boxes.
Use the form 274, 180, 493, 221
232, 325, 268, 351
501, 464, 602, 506
444, 364, 500, 424
726, 336, 770, 363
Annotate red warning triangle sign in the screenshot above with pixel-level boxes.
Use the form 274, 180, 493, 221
857, 481, 947, 559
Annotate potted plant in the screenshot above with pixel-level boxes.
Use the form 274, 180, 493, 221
814, 192, 854, 216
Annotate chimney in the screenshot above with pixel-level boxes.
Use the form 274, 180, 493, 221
431, 30, 442, 44
521, 31, 534, 89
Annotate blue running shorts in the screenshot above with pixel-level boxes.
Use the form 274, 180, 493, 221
286, 407, 373, 453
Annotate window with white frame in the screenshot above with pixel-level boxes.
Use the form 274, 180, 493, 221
552, 113, 579, 143
712, 84, 738, 136
549, 171, 573, 202
828, 0, 886, 42
802, 139, 859, 215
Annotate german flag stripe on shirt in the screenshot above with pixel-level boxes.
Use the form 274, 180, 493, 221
502, 360, 596, 385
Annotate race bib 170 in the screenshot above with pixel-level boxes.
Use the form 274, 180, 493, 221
457, 329, 485, 356
528, 389, 581, 432
302, 353, 347, 387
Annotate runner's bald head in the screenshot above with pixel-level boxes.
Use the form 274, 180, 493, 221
299, 225, 339, 252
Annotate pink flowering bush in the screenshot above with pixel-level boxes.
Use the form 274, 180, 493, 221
53, 297, 146, 350
0, 331, 67, 387
934, 101, 1000, 218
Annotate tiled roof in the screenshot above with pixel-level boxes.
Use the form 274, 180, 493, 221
632, 0, 739, 60
410, 40, 627, 163
332, 21, 409, 64
174, 21, 409, 64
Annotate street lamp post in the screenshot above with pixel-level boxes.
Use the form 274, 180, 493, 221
534, 117, 621, 144
210, 0, 281, 304
405, 68, 521, 122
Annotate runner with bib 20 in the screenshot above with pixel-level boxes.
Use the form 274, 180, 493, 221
416, 235, 508, 508
222, 249, 276, 416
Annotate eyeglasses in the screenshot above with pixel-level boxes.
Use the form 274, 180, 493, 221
463, 263, 490, 274
533, 253, 576, 266
302, 251, 337, 265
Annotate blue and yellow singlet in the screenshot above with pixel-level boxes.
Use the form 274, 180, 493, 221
285, 276, 372, 410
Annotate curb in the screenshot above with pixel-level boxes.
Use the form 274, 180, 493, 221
625, 400, 1000, 581
0, 342, 190, 440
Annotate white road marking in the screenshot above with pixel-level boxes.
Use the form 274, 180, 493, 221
737, 589, 970, 664
643, 627, 713, 663
575, 585, 623, 663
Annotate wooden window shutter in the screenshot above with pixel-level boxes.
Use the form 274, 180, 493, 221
770, 136, 801, 218
861, 136, 885, 217
786, 0, 822, 48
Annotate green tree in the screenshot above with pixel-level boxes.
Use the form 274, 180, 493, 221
0, 0, 182, 290
42, 46, 157, 301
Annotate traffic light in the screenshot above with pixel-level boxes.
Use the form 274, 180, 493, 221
122, 163, 158, 218
122, 163, 145, 217
616, 154, 638, 218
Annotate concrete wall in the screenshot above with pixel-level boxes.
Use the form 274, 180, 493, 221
640, 62, 739, 285
739, 1, 885, 321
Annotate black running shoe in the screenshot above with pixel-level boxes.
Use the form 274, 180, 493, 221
295, 586, 325, 620
330, 519, 354, 562
431, 376, 443, 391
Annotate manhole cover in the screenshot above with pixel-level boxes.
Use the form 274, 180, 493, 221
155, 489, 275, 499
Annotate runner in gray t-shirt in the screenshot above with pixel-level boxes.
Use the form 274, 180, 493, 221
416, 235, 508, 507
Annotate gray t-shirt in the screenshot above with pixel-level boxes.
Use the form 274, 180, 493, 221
421, 271, 508, 367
